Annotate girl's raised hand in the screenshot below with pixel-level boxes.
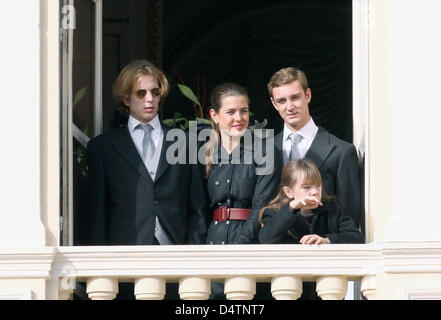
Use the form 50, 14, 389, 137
289, 196, 323, 210
300, 234, 330, 245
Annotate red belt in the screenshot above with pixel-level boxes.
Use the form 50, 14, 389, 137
213, 206, 251, 222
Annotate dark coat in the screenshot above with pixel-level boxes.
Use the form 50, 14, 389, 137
275, 126, 361, 227
85, 124, 209, 245
259, 198, 364, 244
206, 133, 281, 244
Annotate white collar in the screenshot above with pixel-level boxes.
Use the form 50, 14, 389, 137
128, 114, 162, 133
283, 117, 318, 142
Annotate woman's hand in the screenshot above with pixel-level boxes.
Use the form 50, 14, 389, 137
300, 234, 330, 245
289, 196, 323, 211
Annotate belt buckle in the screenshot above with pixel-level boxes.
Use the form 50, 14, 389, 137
220, 206, 229, 222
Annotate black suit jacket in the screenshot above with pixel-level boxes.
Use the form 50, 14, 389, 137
275, 126, 361, 227
85, 123, 209, 245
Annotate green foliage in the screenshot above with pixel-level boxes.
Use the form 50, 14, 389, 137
177, 84, 201, 107
163, 112, 189, 130
73, 86, 87, 107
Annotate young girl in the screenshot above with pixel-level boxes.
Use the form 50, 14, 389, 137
259, 158, 364, 245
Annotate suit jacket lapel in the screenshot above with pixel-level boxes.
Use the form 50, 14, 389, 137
154, 123, 173, 182
274, 131, 285, 166
274, 131, 283, 154
305, 127, 334, 169
108, 126, 152, 182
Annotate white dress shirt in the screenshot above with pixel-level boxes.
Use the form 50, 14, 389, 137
127, 114, 163, 180
282, 117, 319, 162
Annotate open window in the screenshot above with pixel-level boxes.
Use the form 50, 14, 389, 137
60, 0, 102, 245
60, 0, 363, 245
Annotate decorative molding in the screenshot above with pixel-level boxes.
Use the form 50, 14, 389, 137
0, 248, 56, 279
0, 289, 33, 300
380, 242, 441, 274
1, 242, 441, 287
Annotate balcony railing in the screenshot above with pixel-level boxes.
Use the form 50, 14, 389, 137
55, 243, 380, 300
1, 242, 440, 300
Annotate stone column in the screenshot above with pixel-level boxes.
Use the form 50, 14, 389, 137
134, 277, 166, 300
361, 275, 376, 300
179, 277, 211, 300
86, 277, 118, 300
224, 277, 256, 300
316, 276, 348, 300
271, 276, 302, 300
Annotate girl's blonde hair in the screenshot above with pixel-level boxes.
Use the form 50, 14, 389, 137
258, 158, 330, 225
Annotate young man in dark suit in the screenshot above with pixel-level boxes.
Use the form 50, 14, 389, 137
84, 59, 209, 299
85, 59, 208, 247
268, 67, 361, 228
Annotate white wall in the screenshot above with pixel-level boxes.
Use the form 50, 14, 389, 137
0, 0, 45, 247
388, 0, 441, 240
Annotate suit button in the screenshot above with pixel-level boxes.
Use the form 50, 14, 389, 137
153, 200, 159, 205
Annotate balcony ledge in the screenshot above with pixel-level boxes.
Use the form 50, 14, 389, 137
0, 241, 441, 281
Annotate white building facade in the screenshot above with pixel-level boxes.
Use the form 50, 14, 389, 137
0, 0, 441, 300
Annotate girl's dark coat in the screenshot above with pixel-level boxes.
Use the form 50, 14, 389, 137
206, 134, 281, 244
259, 198, 364, 244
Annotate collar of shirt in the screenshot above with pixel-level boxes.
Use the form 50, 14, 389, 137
128, 114, 162, 133
282, 117, 318, 143
127, 114, 163, 148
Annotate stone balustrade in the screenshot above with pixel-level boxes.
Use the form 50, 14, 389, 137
52, 244, 382, 300
2, 242, 441, 300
